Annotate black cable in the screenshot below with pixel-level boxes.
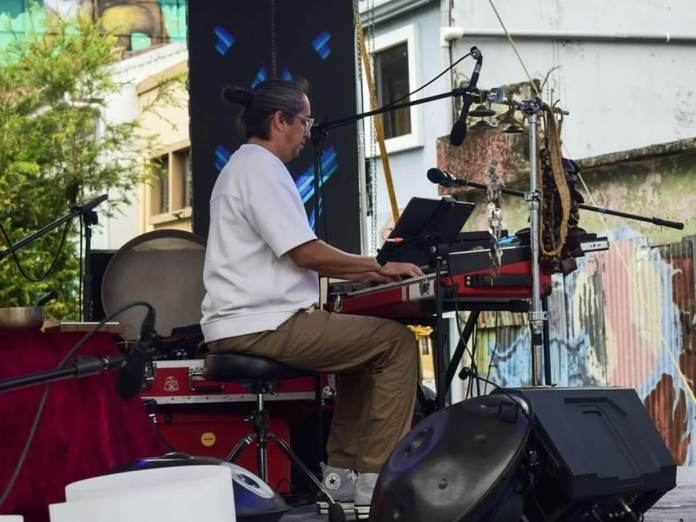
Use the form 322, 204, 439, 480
450, 283, 480, 400
472, 323, 480, 398
0, 219, 71, 283
381, 51, 473, 110
451, 282, 476, 401
471, 374, 534, 425
485, 311, 500, 388
0, 300, 154, 510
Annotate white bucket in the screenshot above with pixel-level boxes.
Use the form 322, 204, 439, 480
49, 465, 235, 522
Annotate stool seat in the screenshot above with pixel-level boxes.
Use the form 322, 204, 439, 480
205, 352, 315, 383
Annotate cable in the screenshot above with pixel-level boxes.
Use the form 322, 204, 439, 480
0, 300, 154, 510
486, 0, 540, 97
449, 275, 485, 400
382, 51, 472, 109
485, 311, 500, 386
0, 220, 71, 283
473, 373, 535, 425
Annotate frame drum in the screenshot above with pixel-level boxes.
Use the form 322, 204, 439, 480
101, 230, 206, 340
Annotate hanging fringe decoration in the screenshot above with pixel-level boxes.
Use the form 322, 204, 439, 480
539, 104, 586, 274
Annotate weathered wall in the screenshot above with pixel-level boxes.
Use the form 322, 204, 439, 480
440, 135, 696, 464
438, 135, 696, 244
450, 0, 696, 159
473, 232, 696, 465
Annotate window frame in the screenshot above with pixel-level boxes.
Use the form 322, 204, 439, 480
362, 23, 421, 156
147, 140, 193, 225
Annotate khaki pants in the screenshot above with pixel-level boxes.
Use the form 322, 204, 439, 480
207, 307, 418, 473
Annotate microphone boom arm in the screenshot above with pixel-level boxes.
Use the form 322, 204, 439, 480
428, 169, 684, 230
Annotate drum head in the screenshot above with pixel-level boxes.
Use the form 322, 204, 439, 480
101, 230, 206, 339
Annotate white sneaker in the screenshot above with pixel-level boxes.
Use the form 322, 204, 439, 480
316, 463, 357, 514
354, 472, 379, 520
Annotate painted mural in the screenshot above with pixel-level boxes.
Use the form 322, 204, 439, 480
477, 227, 696, 464
0, 0, 186, 51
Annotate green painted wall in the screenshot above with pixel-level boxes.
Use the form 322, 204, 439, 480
458, 146, 696, 246
0, 0, 187, 51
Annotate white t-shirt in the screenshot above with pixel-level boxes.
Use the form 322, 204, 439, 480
200, 143, 319, 341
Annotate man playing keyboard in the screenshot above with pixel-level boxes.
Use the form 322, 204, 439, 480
200, 78, 423, 519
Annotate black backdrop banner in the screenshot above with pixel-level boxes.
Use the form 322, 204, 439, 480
188, 1, 362, 254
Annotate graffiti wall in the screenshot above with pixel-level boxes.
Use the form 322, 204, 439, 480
476, 228, 696, 464
0, 0, 186, 51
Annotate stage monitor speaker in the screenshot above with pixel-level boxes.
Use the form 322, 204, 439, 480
506, 387, 676, 521
371, 387, 676, 522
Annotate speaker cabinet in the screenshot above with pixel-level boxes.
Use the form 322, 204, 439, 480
372, 387, 676, 522
85, 249, 115, 321
507, 387, 676, 521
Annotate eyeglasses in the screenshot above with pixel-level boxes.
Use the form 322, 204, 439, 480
296, 115, 315, 133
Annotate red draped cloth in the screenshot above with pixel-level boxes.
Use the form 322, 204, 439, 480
0, 331, 166, 522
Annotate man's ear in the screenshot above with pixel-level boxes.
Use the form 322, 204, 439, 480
269, 110, 286, 133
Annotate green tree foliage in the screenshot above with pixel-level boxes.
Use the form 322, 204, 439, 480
0, 14, 166, 318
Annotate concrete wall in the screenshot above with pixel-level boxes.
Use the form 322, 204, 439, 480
449, 0, 696, 158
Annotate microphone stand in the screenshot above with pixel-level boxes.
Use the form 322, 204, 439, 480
434, 176, 685, 230
433, 95, 684, 385
309, 68, 489, 241
517, 98, 546, 385
0, 194, 107, 321
0, 353, 125, 393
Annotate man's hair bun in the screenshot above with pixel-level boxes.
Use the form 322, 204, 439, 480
221, 86, 253, 108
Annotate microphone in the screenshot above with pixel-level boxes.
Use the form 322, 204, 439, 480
427, 168, 459, 188
73, 194, 108, 213
117, 306, 156, 399
449, 47, 483, 146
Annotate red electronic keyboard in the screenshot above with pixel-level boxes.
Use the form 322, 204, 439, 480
326, 245, 552, 319
326, 236, 609, 319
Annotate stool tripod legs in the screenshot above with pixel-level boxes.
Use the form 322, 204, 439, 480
268, 433, 336, 504
226, 427, 339, 510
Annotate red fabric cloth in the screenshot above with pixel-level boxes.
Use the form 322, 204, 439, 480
0, 331, 165, 522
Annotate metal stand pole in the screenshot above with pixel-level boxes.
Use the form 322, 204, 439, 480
522, 99, 547, 386
82, 210, 97, 322
434, 256, 447, 409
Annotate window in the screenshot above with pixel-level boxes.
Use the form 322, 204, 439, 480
362, 24, 421, 154
148, 144, 192, 225
151, 155, 170, 215
374, 42, 411, 139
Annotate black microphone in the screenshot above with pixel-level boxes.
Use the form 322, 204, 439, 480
427, 168, 459, 188
117, 306, 156, 399
449, 47, 483, 146
73, 194, 108, 213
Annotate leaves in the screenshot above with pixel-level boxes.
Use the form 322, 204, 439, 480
0, 12, 164, 318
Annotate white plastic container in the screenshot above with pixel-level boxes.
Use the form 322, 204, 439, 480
49, 465, 235, 522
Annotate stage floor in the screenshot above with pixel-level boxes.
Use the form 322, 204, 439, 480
645, 466, 696, 522
280, 467, 696, 522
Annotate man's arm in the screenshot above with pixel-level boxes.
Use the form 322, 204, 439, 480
331, 271, 394, 284
288, 239, 424, 279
